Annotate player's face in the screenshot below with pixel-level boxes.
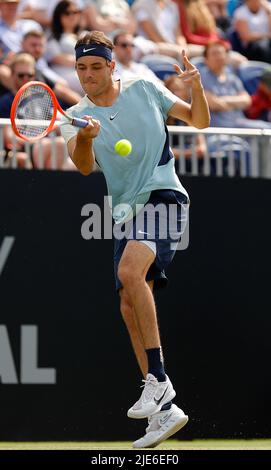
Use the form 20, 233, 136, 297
76, 56, 115, 97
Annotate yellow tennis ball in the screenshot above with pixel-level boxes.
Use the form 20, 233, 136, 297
114, 139, 132, 157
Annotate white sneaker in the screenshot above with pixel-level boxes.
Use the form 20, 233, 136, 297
133, 404, 188, 448
127, 373, 176, 419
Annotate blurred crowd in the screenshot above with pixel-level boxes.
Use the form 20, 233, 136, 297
0, 0, 271, 170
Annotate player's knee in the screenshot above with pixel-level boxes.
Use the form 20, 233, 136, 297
118, 262, 142, 290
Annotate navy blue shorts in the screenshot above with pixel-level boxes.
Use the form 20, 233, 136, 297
113, 189, 189, 291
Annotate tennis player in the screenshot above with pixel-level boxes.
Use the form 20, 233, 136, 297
60, 30, 210, 448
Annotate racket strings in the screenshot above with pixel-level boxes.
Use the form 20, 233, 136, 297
15, 84, 54, 138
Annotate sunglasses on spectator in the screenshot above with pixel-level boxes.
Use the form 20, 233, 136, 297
116, 42, 135, 49
63, 9, 81, 15
16, 73, 35, 79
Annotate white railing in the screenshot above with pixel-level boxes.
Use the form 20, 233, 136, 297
0, 119, 270, 177
0, 119, 71, 171
169, 126, 271, 178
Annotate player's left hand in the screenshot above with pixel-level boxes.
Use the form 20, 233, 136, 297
173, 50, 203, 91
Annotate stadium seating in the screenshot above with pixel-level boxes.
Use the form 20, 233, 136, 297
237, 61, 271, 94
207, 134, 251, 175
140, 54, 180, 80
227, 28, 245, 55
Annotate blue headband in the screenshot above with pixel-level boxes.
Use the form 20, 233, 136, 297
75, 43, 112, 61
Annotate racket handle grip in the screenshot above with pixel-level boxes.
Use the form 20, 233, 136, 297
72, 117, 89, 128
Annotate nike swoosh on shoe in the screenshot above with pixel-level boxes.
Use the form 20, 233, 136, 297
153, 386, 168, 405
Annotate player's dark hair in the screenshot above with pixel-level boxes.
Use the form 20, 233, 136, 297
75, 31, 114, 52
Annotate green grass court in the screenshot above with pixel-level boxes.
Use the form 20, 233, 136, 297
0, 440, 271, 450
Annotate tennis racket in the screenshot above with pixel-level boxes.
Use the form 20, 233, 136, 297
10, 81, 88, 142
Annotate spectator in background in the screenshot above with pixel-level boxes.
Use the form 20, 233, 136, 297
83, 0, 137, 35
165, 74, 207, 168
0, 53, 36, 118
204, 0, 231, 31
45, 0, 84, 95
0, 30, 82, 106
17, 0, 84, 28
200, 40, 271, 128
174, 0, 248, 68
113, 30, 161, 82
233, 0, 271, 63
226, 0, 243, 16
0, 47, 15, 94
245, 69, 271, 122
132, 0, 203, 60
17, 0, 53, 27
0, 0, 42, 54
174, 0, 230, 47
21, 30, 82, 106
0, 53, 69, 169
22, 30, 67, 85
0, 52, 35, 168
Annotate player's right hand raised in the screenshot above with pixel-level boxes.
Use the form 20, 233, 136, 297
79, 115, 101, 140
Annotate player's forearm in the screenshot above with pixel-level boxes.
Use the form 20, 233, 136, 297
72, 134, 95, 175
190, 87, 210, 129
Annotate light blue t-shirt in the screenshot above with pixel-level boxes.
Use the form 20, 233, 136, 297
60, 77, 189, 223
